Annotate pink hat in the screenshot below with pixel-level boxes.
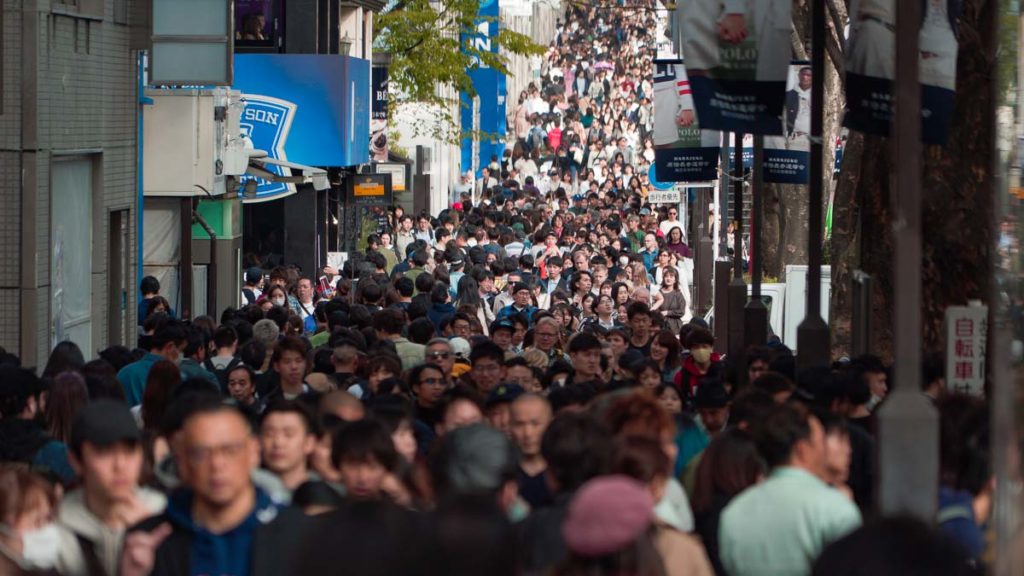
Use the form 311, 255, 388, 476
561, 475, 654, 557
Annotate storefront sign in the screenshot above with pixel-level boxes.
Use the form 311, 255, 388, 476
945, 304, 988, 396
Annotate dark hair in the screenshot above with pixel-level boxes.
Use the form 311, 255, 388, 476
261, 399, 317, 435
612, 435, 670, 481
97, 345, 135, 372
42, 341, 86, 379
45, 372, 89, 444
567, 332, 602, 354
625, 300, 651, 321
653, 330, 681, 369
751, 371, 796, 396
239, 340, 267, 371
0, 366, 42, 417
408, 318, 436, 345
141, 360, 181, 432
812, 516, 974, 576
691, 428, 765, 514
271, 336, 309, 366
151, 319, 187, 351
541, 412, 612, 493
331, 418, 398, 470
140, 275, 160, 294
938, 394, 989, 496
81, 359, 126, 402
470, 341, 505, 366
395, 277, 415, 298
408, 363, 445, 389
686, 328, 715, 348
372, 308, 406, 336
752, 402, 814, 468
729, 388, 776, 429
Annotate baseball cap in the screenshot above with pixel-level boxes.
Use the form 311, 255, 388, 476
486, 383, 525, 408
449, 337, 471, 359
70, 399, 141, 452
490, 319, 515, 334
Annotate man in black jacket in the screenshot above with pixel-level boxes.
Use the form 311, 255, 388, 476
121, 400, 310, 576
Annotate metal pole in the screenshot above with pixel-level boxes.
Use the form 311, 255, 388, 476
745, 135, 768, 349
728, 133, 748, 361
796, 0, 830, 372
876, 0, 938, 521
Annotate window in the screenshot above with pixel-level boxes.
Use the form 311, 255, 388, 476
51, 157, 94, 353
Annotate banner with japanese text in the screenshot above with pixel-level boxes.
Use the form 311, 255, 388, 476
653, 61, 722, 182
764, 64, 812, 184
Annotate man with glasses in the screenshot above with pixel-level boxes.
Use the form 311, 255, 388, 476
123, 400, 309, 576
660, 207, 684, 236
530, 317, 567, 367
425, 338, 456, 386
496, 282, 539, 328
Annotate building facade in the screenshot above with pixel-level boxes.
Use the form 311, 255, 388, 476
0, 0, 143, 367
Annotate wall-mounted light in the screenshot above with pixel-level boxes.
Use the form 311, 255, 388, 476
340, 31, 352, 56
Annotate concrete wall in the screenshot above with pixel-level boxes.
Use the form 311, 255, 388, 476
0, 0, 138, 367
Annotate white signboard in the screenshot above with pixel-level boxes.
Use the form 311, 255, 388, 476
648, 190, 681, 205
945, 304, 988, 396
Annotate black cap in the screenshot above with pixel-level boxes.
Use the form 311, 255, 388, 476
511, 282, 530, 295
245, 267, 263, 284
70, 399, 141, 451
486, 383, 525, 408
490, 319, 515, 334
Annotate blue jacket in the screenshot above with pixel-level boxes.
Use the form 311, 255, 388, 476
497, 304, 538, 327
938, 486, 985, 562
117, 353, 165, 406
428, 303, 457, 333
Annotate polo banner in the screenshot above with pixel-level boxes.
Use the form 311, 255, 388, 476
652, 61, 721, 183
678, 0, 792, 134
764, 64, 812, 184
845, 0, 960, 144
460, 0, 507, 177
233, 54, 370, 202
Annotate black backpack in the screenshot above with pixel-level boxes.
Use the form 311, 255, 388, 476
203, 356, 243, 394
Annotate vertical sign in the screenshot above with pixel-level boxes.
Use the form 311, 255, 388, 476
371, 66, 389, 162
845, 0, 960, 144
678, 0, 793, 134
763, 64, 812, 183
460, 0, 506, 177
945, 304, 988, 396
346, 174, 394, 252
653, 60, 722, 183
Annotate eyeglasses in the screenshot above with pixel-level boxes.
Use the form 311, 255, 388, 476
669, 212, 677, 215
428, 351, 452, 359
185, 440, 249, 466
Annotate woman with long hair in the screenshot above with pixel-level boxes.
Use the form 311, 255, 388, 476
139, 360, 181, 432
692, 429, 766, 576
569, 270, 594, 310
655, 267, 690, 335
45, 371, 89, 444
611, 282, 631, 309
649, 330, 682, 385
665, 226, 692, 259
457, 275, 493, 335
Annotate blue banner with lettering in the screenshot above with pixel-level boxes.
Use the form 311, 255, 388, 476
460, 0, 506, 178
678, 0, 792, 135
233, 54, 370, 202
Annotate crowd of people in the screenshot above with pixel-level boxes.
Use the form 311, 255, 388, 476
0, 2, 995, 576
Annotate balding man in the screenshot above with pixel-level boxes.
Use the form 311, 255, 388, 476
510, 394, 554, 508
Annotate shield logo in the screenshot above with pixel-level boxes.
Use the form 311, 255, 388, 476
239, 94, 297, 201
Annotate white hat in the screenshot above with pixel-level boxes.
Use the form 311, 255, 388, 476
449, 337, 471, 359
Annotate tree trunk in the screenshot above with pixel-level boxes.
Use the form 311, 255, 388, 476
762, 184, 783, 280
827, 0, 996, 363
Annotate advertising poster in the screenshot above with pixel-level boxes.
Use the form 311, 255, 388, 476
764, 64, 812, 184
460, 0, 507, 177
652, 61, 722, 183
347, 174, 394, 252
845, 0, 960, 144
233, 54, 370, 202
371, 66, 389, 162
678, 0, 793, 134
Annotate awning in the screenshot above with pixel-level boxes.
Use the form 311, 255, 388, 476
246, 156, 330, 191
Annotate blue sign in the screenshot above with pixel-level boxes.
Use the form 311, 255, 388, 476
233, 54, 370, 201
460, 0, 506, 178
648, 163, 675, 191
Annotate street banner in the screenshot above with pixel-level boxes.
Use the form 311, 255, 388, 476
944, 303, 987, 396
370, 66, 389, 162
653, 61, 722, 183
460, 0, 506, 177
764, 64, 812, 184
845, 0, 960, 144
678, 0, 792, 134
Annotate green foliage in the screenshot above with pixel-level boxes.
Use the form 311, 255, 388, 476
375, 0, 545, 143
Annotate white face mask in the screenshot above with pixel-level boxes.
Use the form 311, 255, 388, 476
0, 523, 62, 570
272, 298, 286, 307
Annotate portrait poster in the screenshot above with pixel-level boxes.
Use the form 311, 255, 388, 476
764, 64, 812, 184
678, 0, 793, 134
844, 0, 960, 144
653, 61, 722, 183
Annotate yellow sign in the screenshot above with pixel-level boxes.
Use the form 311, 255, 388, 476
354, 180, 385, 197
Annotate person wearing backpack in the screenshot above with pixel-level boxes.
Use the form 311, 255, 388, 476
241, 267, 263, 305
203, 326, 242, 393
